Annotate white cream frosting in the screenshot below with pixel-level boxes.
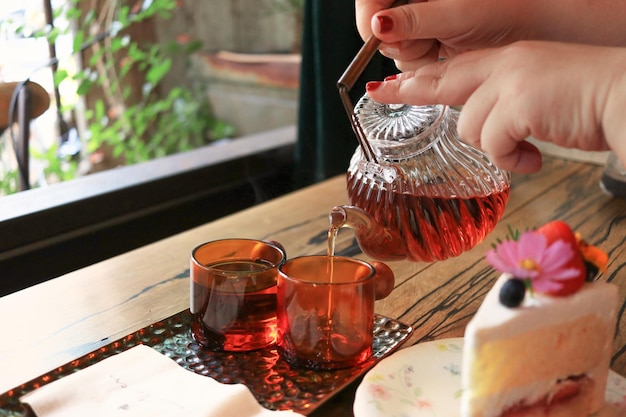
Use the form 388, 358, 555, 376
461, 274, 618, 417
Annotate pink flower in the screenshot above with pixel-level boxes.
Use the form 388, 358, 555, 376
486, 230, 581, 293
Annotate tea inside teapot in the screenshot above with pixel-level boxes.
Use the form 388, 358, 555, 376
331, 95, 511, 262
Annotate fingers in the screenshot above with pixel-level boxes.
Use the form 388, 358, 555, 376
479, 135, 543, 174
370, 1, 469, 43
462, 96, 543, 173
366, 50, 494, 106
364, 49, 545, 174
355, 0, 397, 40
498, 140, 543, 174
357, 1, 468, 71
379, 39, 440, 70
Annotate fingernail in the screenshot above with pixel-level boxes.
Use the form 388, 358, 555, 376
366, 81, 383, 92
377, 15, 393, 34
384, 74, 398, 81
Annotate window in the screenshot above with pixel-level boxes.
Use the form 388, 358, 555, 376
0, 1, 303, 295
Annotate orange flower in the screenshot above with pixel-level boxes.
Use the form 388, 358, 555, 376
575, 233, 609, 273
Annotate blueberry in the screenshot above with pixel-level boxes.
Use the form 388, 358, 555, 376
499, 278, 526, 307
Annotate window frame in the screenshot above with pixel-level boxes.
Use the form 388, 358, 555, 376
0, 126, 296, 295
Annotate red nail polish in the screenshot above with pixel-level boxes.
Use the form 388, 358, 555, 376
377, 15, 393, 34
366, 81, 383, 92
384, 74, 398, 82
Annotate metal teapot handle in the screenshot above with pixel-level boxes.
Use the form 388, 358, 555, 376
336, 0, 407, 163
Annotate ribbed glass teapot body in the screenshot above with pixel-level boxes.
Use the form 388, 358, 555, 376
346, 98, 510, 262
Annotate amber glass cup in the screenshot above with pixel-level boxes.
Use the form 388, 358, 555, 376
190, 238, 286, 352
276, 255, 394, 370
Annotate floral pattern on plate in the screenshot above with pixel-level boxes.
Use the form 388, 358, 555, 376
354, 337, 626, 417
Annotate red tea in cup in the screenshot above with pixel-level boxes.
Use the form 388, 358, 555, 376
277, 255, 393, 370
190, 239, 286, 351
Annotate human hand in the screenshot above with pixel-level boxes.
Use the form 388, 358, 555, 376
355, 0, 626, 72
355, 0, 538, 72
364, 41, 626, 173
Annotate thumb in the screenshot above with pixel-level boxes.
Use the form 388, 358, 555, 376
372, 2, 468, 43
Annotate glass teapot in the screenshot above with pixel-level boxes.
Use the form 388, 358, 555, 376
332, 32, 510, 262
330, 96, 510, 262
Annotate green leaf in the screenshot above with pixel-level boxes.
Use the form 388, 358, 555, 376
72, 31, 84, 54
83, 9, 96, 26
53, 69, 69, 87
145, 59, 172, 85
109, 37, 126, 53
88, 48, 106, 66
117, 6, 131, 26
76, 78, 95, 96
46, 27, 61, 44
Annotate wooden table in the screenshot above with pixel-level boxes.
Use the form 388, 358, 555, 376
1, 155, 625, 416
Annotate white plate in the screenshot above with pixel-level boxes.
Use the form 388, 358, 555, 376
354, 338, 626, 417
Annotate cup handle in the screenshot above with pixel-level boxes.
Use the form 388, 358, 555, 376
265, 240, 286, 257
371, 261, 395, 300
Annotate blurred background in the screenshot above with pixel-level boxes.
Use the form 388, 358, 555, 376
0, 0, 304, 195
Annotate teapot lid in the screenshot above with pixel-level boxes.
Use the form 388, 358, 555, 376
354, 94, 444, 145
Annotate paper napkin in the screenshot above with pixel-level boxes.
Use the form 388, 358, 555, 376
20, 344, 304, 417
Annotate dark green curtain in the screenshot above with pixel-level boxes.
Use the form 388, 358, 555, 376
294, 0, 397, 187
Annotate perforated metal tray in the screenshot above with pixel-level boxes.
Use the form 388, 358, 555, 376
0, 310, 412, 416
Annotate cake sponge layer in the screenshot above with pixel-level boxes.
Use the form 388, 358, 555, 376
461, 275, 618, 417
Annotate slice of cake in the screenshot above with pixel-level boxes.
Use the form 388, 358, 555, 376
461, 221, 618, 417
